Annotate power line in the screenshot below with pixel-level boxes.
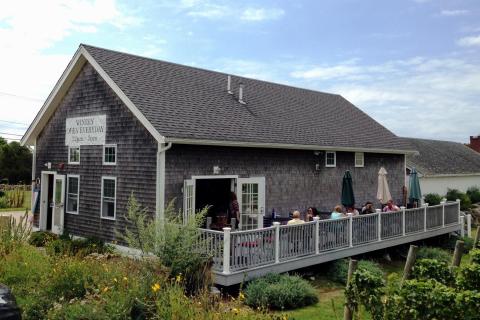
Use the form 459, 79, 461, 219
0, 91, 43, 102
0, 119, 28, 126
0, 132, 23, 137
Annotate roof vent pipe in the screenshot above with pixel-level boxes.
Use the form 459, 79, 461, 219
238, 82, 246, 104
227, 75, 233, 94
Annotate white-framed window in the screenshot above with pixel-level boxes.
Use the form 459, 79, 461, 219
355, 152, 364, 167
66, 175, 80, 214
325, 151, 336, 167
101, 176, 116, 220
68, 146, 80, 164
103, 144, 117, 165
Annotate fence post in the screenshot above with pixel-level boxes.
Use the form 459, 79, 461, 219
423, 203, 429, 232
376, 209, 382, 241
401, 245, 418, 286
460, 215, 465, 237
466, 214, 472, 238
313, 217, 320, 254
349, 216, 353, 247
400, 206, 406, 236
452, 240, 465, 267
273, 222, 280, 263
222, 227, 231, 274
440, 200, 446, 227
343, 259, 358, 320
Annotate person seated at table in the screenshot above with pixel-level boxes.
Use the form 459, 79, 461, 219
361, 201, 375, 215
330, 205, 344, 219
306, 207, 319, 221
346, 206, 359, 216
287, 210, 305, 225
383, 199, 400, 212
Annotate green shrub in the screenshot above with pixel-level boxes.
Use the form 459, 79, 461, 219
455, 290, 480, 320
456, 263, 480, 291
0, 211, 31, 256
244, 273, 318, 310
467, 186, 480, 204
327, 259, 384, 284
345, 268, 384, 320
446, 189, 472, 211
0, 196, 8, 208
470, 248, 480, 264
416, 247, 451, 264
442, 235, 475, 253
46, 236, 114, 257
423, 193, 442, 206
47, 258, 91, 301
412, 259, 455, 285
28, 231, 58, 247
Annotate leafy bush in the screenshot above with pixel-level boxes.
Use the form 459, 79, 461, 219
28, 231, 58, 247
244, 273, 318, 310
446, 189, 472, 211
0, 196, 8, 208
412, 259, 455, 285
0, 211, 31, 256
456, 263, 480, 291
416, 247, 451, 264
345, 269, 384, 320
120, 194, 211, 294
467, 186, 480, 204
327, 259, 384, 284
46, 236, 114, 257
423, 193, 442, 206
469, 248, 480, 264
441, 235, 475, 253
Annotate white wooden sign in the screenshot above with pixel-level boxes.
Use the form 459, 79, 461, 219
65, 115, 106, 146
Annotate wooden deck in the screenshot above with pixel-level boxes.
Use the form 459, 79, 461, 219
200, 201, 469, 286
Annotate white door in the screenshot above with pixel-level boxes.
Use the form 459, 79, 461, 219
237, 177, 266, 230
52, 174, 65, 234
183, 179, 195, 223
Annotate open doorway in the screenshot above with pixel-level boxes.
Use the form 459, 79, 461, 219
195, 178, 234, 229
40, 172, 55, 231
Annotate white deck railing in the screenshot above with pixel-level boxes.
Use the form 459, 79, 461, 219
200, 200, 466, 274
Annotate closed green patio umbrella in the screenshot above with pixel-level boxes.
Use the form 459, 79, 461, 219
409, 168, 422, 206
341, 170, 355, 208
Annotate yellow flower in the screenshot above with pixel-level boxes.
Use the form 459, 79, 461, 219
175, 273, 183, 283
239, 292, 245, 301
113, 278, 118, 283
232, 308, 239, 315
103, 287, 109, 293
151, 283, 161, 292
123, 277, 128, 281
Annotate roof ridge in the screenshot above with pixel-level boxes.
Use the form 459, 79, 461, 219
80, 43, 341, 99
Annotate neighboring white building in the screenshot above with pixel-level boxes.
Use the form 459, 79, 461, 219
404, 138, 480, 196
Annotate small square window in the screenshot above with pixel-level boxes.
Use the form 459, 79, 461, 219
68, 147, 80, 164
355, 152, 364, 167
67, 175, 80, 214
325, 151, 336, 167
103, 145, 116, 165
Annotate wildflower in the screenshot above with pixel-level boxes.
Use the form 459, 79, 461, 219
151, 283, 161, 292
113, 278, 118, 283
123, 276, 128, 281
239, 292, 245, 301
103, 287, 109, 293
232, 308, 239, 315
175, 273, 183, 283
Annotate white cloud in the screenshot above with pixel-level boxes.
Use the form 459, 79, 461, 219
0, 0, 141, 136
285, 57, 480, 143
240, 8, 285, 21
457, 35, 480, 47
440, 9, 469, 16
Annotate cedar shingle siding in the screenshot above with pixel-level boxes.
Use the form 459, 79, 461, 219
35, 63, 157, 241
165, 144, 405, 214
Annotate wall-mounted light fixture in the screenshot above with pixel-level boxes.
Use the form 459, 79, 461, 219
44, 162, 51, 169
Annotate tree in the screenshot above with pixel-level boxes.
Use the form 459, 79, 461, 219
0, 141, 32, 184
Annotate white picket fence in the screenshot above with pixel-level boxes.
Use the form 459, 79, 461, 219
200, 201, 467, 274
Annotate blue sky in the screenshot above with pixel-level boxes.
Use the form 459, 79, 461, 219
1, 0, 479, 143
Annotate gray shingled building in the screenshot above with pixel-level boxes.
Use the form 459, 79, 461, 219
404, 137, 480, 196
22, 44, 414, 241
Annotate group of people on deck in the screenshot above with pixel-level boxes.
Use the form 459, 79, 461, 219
286, 199, 401, 225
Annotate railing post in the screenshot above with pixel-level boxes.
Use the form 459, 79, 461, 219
400, 206, 406, 236
222, 227, 231, 274
440, 200, 445, 227
456, 199, 461, 223
376, 209, 382, 241
349, 216, 353, 247
423, 203, 429, 231
314, 217, 320, 254
466, 214, 472, 238
257, 212, 263, 229
273, 222, 280, 263
206, 216, 212, 230
460, 215, 465, 237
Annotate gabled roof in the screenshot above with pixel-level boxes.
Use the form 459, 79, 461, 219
403, 137, 480, 176
23, 44, 413, 153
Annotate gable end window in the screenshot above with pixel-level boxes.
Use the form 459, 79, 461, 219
103, 145, 117, 165
101, 177, 116, 220
355, 152, 365, 167
68, 146, 80, 164
325, 151, 336, 167
66, 175, 80, 214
